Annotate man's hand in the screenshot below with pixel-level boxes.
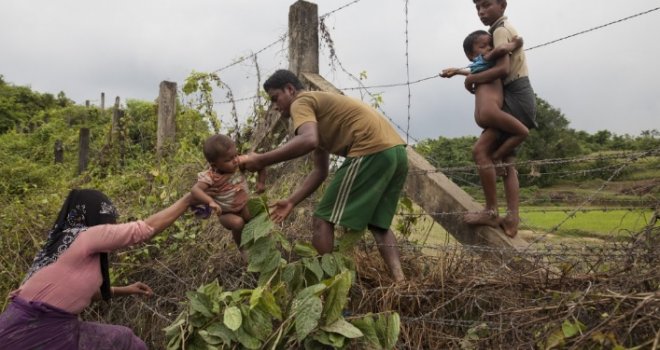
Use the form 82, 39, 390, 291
241, 152, 264, 172
269, 199, 294, 224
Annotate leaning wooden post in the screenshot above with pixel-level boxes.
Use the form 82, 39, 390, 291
78, 128, 90, 174
157, 81, 177, 158
288, 0, 319, 76
54, 140, 63, 164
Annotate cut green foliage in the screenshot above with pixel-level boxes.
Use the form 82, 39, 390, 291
165, 209, 400, 349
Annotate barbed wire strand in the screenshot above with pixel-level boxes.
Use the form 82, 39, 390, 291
404, 0, 412, 144
339, 6, 660, 91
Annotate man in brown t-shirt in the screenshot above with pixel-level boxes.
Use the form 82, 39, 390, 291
243, 69, 407, 282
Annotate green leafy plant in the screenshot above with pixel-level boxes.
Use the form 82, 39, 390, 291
164, 198, 400, 349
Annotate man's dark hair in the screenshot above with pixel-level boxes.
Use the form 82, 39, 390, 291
473, 0, 506, 3
263, 69, 305, 91
463, 30, 490, 57
203, 134, 234, 163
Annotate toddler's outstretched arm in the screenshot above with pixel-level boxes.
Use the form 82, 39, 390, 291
440, 67, 470, 78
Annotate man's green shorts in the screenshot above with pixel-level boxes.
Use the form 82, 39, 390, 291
314, 145, 408, 231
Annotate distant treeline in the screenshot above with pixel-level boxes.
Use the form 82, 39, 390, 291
415, 97, 659, 187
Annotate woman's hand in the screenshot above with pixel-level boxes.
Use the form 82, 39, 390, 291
269, 199, 294, 224
116, 282, 153, 297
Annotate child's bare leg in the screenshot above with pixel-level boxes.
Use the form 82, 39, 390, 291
219, 213, 248, 259
500, 154, 520, 238
465, 129, 500, 227
474, 82, 529, 167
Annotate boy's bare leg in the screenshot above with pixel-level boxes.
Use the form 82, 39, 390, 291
465, 129, 500, 227
369, 225, 405, 282
500, 154, 520, 238
313, 217, 335, 255
220, 213, 248, 260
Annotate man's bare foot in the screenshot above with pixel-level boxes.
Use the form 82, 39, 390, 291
464, 210, 499, 227
499, 215, 519, 238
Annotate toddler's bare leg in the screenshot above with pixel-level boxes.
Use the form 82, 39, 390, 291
474, 82, 529, 167
220, 213, 247, 259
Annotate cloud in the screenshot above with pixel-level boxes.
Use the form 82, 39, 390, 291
1, 0, 658, 140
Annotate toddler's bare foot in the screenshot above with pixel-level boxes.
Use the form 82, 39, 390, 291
464, 210, 499, 227
493, 160, 507, 177
499, 215, 519, 238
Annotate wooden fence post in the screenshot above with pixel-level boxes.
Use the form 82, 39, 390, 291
78, 128, 90, 174
54, 140, 63, 164
101, 92, 105, 111
288, 0, 319, 76
157, 81, 177, 158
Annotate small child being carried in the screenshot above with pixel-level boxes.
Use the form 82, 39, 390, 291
190, 134, 266, 252
441, 30, 527, 172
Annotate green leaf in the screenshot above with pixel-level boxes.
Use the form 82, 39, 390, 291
294, 296, 323, 341
206, 321, 235, 345
247, 237, 277, 272
198, 330, 222, 345
375, 313, 400, 349
321, 253, 338, 276
163, 315, 186, 337
543, 329, 565, 349
258, 289, 283, 320
294, 242, 318, 257
235, 326, 262, 349
337, 229, 364, 252
242, 307, 272, 341
303, 257, 324, 281
187, 291, 214, 317
296, 283, 327, 301
242, 212, 273, 246
561, 319, 585, 338
351, 315, 380, 348
322, 271, 352, 325
246, 196, 268, 217
223, 306, 242, 331
249, 286, 264, 309
321, 318, 364, 338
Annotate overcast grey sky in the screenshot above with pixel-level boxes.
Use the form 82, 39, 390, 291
1, 0, 659, 141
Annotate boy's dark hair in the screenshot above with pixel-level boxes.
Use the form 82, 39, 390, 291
472, 0, 506, 3
203, 134, 234, 163
263, 69, 305, 91
463, 30, 490, 57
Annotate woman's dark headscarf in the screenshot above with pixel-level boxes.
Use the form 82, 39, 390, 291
24, 189, 119, 301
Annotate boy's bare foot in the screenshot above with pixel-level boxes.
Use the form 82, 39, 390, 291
499, 215, 519, 238
464, 210, 499, 227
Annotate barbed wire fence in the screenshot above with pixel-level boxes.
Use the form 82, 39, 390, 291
173, 4, 660, 345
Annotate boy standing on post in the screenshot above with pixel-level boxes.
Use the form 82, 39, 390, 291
242, 69, 407, 282
464, 0, 537, 237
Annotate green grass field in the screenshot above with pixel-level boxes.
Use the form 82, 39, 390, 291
402, 206, 656, 251
520, 207, 655, 239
